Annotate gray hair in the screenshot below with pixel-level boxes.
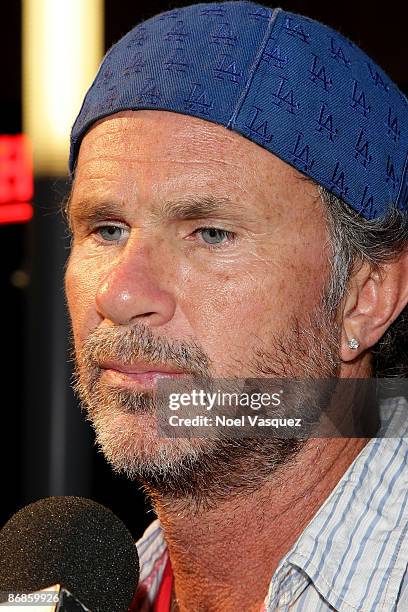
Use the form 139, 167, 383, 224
318, 185, 408, 378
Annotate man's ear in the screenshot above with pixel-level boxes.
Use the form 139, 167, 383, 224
340, 249, 408, 362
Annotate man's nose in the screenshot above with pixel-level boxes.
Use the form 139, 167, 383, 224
95, 241, 176, 327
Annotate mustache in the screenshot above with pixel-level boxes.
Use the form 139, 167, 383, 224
71, 323, 211, 377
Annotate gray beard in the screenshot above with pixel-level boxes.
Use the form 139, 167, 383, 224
71, 305, 341, 513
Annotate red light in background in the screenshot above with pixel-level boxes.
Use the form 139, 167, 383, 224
0, 203, 33, 224
0, 134, 34, 225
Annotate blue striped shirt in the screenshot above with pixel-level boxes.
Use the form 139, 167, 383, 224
134, 396, 408, 611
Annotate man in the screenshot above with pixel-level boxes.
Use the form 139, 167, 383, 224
64, 2, 408, 610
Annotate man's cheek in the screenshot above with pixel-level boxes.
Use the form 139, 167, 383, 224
65, 257, 101, 339
66, 250, 102, 297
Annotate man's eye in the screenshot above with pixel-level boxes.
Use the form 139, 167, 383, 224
195, 227, 234, 246
95, 225, 127, 242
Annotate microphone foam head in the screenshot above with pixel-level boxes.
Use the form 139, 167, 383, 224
0, 496, 139, 612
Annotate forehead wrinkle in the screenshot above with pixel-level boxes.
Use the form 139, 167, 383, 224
80, 116, 253, 171
77, 152, 245, 170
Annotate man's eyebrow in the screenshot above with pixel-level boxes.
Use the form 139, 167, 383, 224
68, 198, 127, 226
151, 196, 246, 222
67, 195, 249, 227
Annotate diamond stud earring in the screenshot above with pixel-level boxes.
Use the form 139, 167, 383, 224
347, 338, 360, 350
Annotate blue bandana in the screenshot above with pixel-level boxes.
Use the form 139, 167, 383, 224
70, 1, 408, 220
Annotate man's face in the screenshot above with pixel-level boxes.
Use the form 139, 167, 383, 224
65, 110, 340, 500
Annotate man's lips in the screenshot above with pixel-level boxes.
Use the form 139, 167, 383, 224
99, 360, 188, 388
100, 360, 187, 375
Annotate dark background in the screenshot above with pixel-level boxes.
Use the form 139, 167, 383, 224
1, 0, 407, 540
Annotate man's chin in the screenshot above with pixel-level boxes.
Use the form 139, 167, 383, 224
86, 401, 214, 478
82, 396, 304, 511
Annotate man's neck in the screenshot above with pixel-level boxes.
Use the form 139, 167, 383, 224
151, 436, 368, 612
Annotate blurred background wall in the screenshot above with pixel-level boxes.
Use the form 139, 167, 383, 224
0, 0, 407, 540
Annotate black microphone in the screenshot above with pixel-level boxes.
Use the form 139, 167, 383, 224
0, 497, 139, 611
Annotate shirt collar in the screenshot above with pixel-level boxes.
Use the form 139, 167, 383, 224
266, 396, 408, 611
